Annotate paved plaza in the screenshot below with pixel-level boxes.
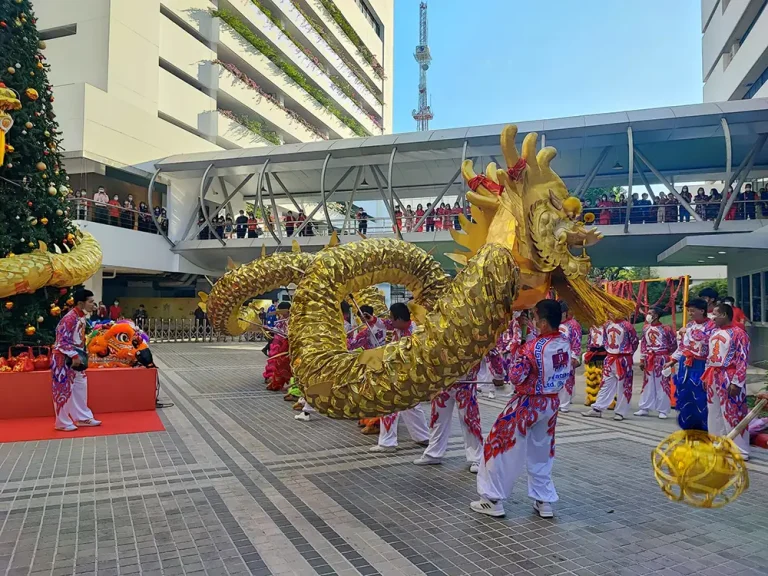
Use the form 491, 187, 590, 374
1, 343, 768, 576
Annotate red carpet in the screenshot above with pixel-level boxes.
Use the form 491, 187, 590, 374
0, 411, 165, 443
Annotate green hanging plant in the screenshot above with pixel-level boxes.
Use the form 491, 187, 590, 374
212, 8, 369, 137
314, 0, 386, 79
219, 109, 282, 145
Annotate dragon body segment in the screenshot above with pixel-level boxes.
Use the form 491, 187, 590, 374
290, 240, 515, 418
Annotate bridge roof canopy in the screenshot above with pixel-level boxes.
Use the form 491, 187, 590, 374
155, 98, 768, 201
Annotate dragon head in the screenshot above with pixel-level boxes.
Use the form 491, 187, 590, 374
87, 321, 153, 368
450, 125, 632, 323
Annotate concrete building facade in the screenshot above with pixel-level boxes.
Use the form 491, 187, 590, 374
702, 0, 768, 101
36, 0, 394, 170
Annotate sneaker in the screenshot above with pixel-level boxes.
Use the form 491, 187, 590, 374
55, 424, 78, 432
469, 463, 479, 474
369, 445, 396, 453
414, 440, 430, 447
634, 409, 649, 417
488, 390, 496, 399
470, 498, 505, 517
294, 412, 311, 422
658, 412, 668, 420
533, 500, 554, 518
613, 414, 625, 421
583, 409, 602, 418
413, 455, 442, 466
76, 419, 101, 427
559, 406, 570, 413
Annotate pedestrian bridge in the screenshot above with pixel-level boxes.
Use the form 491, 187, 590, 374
168, 218, 766, 274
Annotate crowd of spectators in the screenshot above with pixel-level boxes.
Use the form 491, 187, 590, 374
585, 184, 768, 225
69, 186, 168, 234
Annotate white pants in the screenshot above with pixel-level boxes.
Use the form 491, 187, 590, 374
638, 370, 671, 415
558, 383, 573, 411
299, 397, 315, 413
593, 356, 633, 417
708, 389, 749, 458
378, 405, 429, 447
55, 372, 94, 429
423, 383, 483, 463
477, 394, 559, 503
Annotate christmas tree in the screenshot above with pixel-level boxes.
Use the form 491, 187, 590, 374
0, 0, 80, 351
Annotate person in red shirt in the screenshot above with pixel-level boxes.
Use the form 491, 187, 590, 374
722, 296, 747, 326
452, 202, 462, 230
109, 300, 122, 321
108, 195, 121, 227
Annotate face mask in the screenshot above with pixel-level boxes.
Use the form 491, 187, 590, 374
645, 314, 654, 323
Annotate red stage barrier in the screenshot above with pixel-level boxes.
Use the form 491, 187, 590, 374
0, 368, 157, 420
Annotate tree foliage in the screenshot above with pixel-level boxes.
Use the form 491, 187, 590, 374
0, 0, 78, 349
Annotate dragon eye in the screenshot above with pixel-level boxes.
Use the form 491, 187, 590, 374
117, 333, 129, 343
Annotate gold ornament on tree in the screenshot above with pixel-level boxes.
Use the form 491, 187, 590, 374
24, 325, 36, 336
36, 161, 46, 171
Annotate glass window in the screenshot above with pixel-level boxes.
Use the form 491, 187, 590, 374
753, 273, 763, 322
738, 275, 750, 318
763, 272, 768, 322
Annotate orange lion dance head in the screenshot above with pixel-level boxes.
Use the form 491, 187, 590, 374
87, 321, 154, 368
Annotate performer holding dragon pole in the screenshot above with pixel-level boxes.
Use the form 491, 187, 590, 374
665, 298, 715, 431
472, 299, 572, 519
51, 288, 101, 431
635, 306, 676, 419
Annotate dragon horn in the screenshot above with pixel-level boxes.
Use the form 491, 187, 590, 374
500, 124, 520, 168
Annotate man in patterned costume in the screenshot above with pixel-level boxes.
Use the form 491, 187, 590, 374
264, 302, 292, 392
369, 303, 430, 452
557, 301, 582, 413
666, 298, 715, 431
412, 360, 485, 473
705, 303, 751, 458
471, 299, 572, 519
51, 288, 101, 431
584, 310, 638, 421
635, 306, 676, 419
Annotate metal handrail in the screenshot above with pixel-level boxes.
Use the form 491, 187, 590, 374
143, 318, 266, 343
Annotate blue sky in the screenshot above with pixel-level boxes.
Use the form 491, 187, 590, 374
391, 0, 703, 133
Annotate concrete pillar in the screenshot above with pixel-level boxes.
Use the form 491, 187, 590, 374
85, 267, 104, 304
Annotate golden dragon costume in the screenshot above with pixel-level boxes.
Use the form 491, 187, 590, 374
205, 125, 634, 419
0, 231, 102, 298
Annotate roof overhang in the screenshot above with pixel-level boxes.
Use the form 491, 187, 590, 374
153, 98, 768, 203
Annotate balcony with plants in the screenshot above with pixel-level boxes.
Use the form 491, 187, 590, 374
290, 0, 385, 87
214, 2, 381, 136
213, 58, 327, 143
250, 0, 384, 116
214, 17, 360, 140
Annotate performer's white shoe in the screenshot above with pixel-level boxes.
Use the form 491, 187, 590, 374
658, 412, 668, 419
633, 409, 649, 417
559, 406, 570, 413
369, 445, 396, 453
55, 424, 78, 432
533, 501, 554, 519
295, 412, 311, 422
76, 419, 101, 427
583, 409, 602, 418
413, 455, 441, 466
613, 414, 625, 421
487, 390, 496, 399
470, 498, 505, 517
469, 463, 479, 474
